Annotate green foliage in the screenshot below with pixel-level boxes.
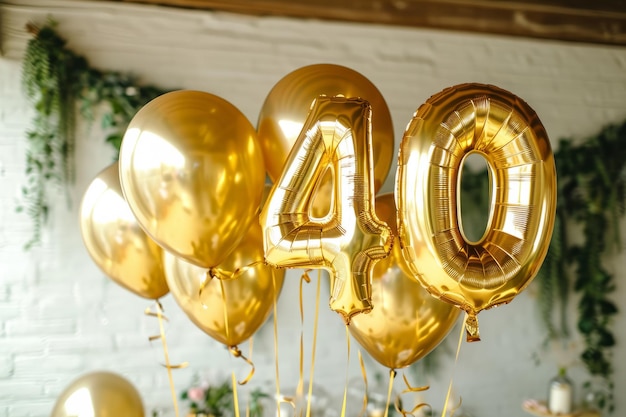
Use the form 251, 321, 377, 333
554, 121, 626, 414
18, 22, 169, 249
19, 22, 85, 249
180, 379, 269, 417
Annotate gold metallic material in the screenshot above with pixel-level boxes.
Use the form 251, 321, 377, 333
257, 64, 394, 195
79, 163, 169, 300
260, 96, 392, 323
350, 194, 460, 370
164, 221, 285, 347
119, 90, 265, 268
50, 371, 144, 417
396, 83, 557, 340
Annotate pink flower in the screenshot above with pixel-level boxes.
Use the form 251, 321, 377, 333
188, 387, 205, 401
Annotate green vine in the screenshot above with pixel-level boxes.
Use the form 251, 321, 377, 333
18, 21, 169, 249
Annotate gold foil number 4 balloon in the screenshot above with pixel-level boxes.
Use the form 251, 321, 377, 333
396, 83, 557, 341
260, 96, 392, 324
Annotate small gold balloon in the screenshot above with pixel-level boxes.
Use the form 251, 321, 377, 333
350, 194, 460, 370
396, 83, 557, 341
119, 90, 265, 268
257, 63, 394, 193
165, 221, 285, 347
80, 163, 168, 300
50, 371, 144, 417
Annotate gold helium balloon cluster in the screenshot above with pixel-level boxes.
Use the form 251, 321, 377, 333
79, 63, 556, 374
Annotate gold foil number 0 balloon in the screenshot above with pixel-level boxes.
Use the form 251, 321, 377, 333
396, 83, 557, 341
260, 96, 392, 323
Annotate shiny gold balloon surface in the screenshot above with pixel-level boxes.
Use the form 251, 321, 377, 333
257, 63, 394, 193
119, 90, 265, 268
165, 221, 285, 347
80, 163, 169, 300
260, 96, 392, 323
50, 371, 144, 417
396, 83, 557, 340
350, 194, 460, 369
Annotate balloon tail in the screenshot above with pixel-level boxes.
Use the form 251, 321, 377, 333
394, 373, 431, 417
340, 325, 351, 417
229, 345, 255, 385
305, 270, 322, 417
464, 312, 480, 342
145, 300, 188, 417
357, 350, 368, 417
440, 318, 466, 417
232, 371, 241, 417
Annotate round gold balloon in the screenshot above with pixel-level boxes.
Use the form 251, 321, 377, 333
257, 63, 394, 194
119, 90, 266, 268
350, 194, 460, 370
165, 221, 285, 347
260, 97, 392, 323
79, 163, 169, 300
50, 371, 144, 417
396, 83, 557, 341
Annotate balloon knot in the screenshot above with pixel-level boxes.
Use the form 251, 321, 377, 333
465, 313, 481, 342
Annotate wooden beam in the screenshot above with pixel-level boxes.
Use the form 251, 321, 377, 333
114, 0, 626, 46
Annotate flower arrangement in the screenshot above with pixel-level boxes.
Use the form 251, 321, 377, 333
181, 376, 270, 417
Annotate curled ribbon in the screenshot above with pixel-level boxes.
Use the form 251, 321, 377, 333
198, 260, 266, 308
144, 300, 188, 417
229, 345, 256, 385
393, 373, 431, 417
209, 261, 266, 281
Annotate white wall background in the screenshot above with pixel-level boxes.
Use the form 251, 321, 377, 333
1, 1, 626, 417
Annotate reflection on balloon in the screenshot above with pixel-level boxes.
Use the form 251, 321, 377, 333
350, 194, 460, 369
165, 221, 285, 347
119, 90, 265, 268
260, 96, 392, 323
79, 162, 169, 300
257, 63, 395, 195
396, 83, 557, 341
50, 371, 144, 417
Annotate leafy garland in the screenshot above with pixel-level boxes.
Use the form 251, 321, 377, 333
19, 22, 625, 415
18, 21, 169, 249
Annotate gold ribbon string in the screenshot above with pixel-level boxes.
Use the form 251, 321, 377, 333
393, 373, 431, 417
232, 371, 241, 417
212, 271, 256, 386
383, 369, 396, 417
296, 270, 312, 416
272, 271, 283, 417
340, 325, 352, 417
229, 345, 256, 385
144, 300, 188, 417
440, 318, 466, 417
305, 270, 322, 417
357, 350, 369, 417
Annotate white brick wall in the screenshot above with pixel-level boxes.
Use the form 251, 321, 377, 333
1, 1, 626, 416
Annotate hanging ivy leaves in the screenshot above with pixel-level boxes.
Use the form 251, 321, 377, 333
18, 21, 169, 249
